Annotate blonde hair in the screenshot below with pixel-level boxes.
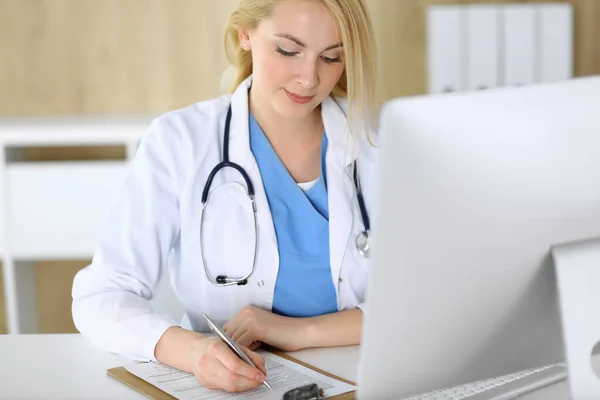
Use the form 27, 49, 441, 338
222, 0, 377, 146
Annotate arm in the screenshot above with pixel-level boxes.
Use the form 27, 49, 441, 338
224, 306, 364, 352
301, 308, 363, 348
72, 118, 181, 362
72, 118, 268, 393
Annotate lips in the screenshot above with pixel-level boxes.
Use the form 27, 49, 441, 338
284, 89, 314, 104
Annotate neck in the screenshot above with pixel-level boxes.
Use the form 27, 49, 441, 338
248, 87, 323, 145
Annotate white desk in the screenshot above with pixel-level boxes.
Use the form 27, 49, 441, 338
0, 334, 573, 399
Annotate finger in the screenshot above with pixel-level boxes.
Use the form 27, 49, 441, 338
223, 314, 242, 336
215, 357, 262, 393
247, 340, 262, 351
241, 346, 266, 375
236, 330, 256, 348
216, 343, 266, 382
230, 325, 247, 343
248, 341, 261, 351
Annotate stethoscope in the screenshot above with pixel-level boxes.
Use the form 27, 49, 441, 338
199, 104, 371, 287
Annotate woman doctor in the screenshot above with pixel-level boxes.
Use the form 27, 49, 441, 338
72, 0, 378, 393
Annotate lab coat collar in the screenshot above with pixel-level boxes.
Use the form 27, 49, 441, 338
226, 76, 252, 169
321, 96, 359, 169
320, 98, 356, 304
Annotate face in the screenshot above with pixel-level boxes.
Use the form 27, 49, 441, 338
239, 0, 346, 119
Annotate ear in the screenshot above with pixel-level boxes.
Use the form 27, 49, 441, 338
238, 30, 251, 51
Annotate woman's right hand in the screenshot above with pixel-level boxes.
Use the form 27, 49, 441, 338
189, 336, 267, 392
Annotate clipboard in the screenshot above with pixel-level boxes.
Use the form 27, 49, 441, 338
107, 349, 356, 400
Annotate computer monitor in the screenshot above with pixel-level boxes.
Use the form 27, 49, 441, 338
357, 76, 600, 399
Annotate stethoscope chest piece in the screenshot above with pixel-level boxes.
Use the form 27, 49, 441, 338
356, 231, 371, 258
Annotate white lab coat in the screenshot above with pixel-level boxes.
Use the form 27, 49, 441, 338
71, 76, 379, 362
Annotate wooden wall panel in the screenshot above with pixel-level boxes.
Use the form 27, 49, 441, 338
573, 0, 600, 76
0, 1, 78, 115
0, 0, 237, 116
366, 1, 428, 102
0, 262, 85, 334
36, 262, 86, 333
1, 0, 597, 114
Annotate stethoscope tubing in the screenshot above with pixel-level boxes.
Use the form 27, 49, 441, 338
200, 104, 371, 287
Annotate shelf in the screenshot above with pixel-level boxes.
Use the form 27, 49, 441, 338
0, 116, 150, 146
0, 122, 146, 334
5, 161, 130, 260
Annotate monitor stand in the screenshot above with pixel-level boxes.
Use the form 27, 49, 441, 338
553, 237, 600, 400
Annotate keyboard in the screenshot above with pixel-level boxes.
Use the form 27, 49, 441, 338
400, 364, 567, 400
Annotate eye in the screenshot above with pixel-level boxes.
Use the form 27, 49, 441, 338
322, 55, 342, 64
276, 47, 298, 57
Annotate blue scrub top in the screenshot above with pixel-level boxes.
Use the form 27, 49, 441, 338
249, 113, 338, 318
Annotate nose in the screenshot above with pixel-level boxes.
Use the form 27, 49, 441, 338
296, 60, 319, 90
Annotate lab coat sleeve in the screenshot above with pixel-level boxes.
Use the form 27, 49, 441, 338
72, 118, 181, 362
356, 303, 367, 314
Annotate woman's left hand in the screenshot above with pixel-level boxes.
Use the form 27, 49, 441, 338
223, 306, 307, 352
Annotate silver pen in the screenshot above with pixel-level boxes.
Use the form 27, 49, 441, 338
202, 313, 273, 390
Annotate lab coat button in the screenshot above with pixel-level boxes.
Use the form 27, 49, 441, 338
339, 277, 343, 283
257, 280, 264, 287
